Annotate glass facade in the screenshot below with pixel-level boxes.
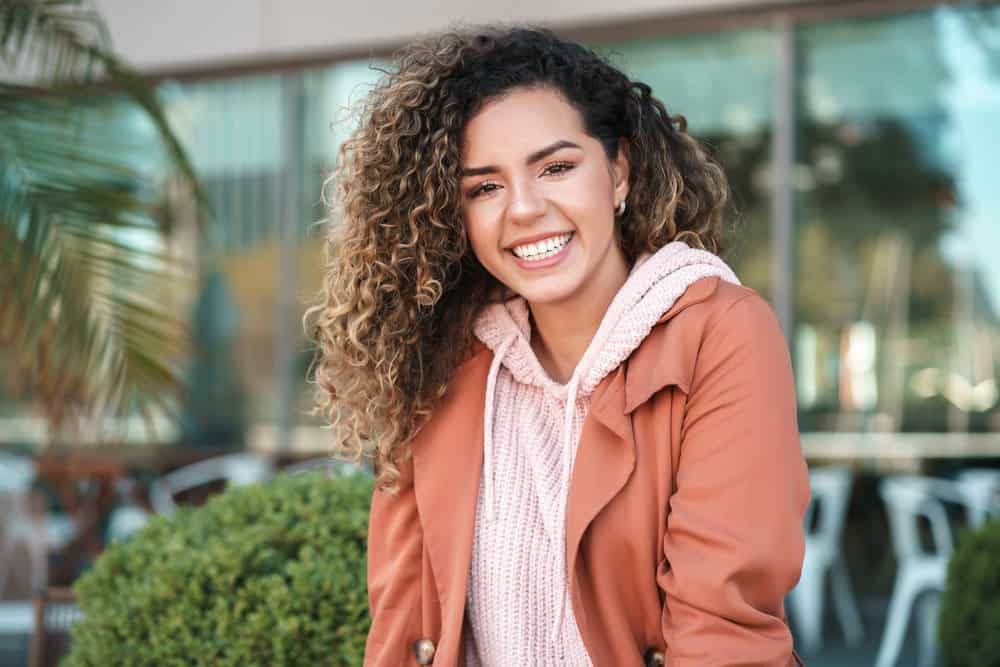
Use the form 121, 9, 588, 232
165, 74, 288, 434
607, 5, 1000, 452
606, 29, 778, 300
157, 61, 392, 444
794, 8, 1000, 437
3, 5, 999, 452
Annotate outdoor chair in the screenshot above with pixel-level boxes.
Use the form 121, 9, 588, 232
875, 475, 970, 667
0, 454, 75, 599
955, 468, 1000, 528
149, 453, 275, 516
786, 466, 864, 654
281, 456, 371, 479
0, 453, 47, 598
29, 587, 82, 667
104, 477, 152, 543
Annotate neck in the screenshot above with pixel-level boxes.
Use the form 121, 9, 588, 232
528, 249, 629, 384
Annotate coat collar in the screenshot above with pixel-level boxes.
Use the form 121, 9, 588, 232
623, 274, 720, 412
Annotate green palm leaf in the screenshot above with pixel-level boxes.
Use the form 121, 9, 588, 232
1, 0, 210, 440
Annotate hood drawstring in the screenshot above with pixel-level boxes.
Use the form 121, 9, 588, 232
483, 331, 518, 524
550, 373, 581, 642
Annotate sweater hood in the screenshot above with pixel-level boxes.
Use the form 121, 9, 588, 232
473, 240, 741, 397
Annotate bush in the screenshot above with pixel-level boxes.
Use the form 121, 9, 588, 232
940, 519, 1000, 667
64, 470, 373, 667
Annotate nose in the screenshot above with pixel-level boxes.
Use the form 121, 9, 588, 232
507, 179, 546, 225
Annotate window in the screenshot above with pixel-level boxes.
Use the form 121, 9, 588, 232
794, 7, 1000, 434
603, 28, 778, 299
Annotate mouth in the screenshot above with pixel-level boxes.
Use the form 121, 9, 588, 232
509, 232, 573, 262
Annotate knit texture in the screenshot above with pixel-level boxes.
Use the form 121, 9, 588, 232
464, 241, 741, 666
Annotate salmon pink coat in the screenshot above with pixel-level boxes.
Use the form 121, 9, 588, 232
364, 276, 810, 666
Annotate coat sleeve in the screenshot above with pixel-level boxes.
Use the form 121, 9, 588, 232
658, 292, 810, 666
365, 454, 423, 666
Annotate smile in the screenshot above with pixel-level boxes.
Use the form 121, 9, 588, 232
510, 233, 573, 261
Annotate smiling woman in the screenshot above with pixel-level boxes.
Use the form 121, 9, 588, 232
305, 25, 809, 667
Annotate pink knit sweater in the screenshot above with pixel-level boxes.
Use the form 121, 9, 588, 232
464, 241, 741, 666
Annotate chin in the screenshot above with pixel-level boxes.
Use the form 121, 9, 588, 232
508, 277, 582, 306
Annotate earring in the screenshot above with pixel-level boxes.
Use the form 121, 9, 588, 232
615, 200, 627, 216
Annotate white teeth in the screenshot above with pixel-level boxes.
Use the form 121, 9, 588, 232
512, 233, 572, 261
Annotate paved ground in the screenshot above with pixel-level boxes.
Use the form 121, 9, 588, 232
0, 634, 28, 667
798, 594, 940, 667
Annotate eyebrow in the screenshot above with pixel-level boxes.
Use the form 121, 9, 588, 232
460, 139, 582, 177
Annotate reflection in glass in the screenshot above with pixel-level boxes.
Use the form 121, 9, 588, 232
600, 29, 778, 298
296, 60, 391, 424
162, 75, 287, 433
795, 7, 1000, 434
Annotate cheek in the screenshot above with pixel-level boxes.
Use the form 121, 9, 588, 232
463, 215, 497, 266
565, 168, 616, 232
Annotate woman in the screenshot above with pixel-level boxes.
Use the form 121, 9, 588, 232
308, 26, 809, 666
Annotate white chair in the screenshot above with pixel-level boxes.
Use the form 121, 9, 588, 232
149, 453, 275, 516
875, 475, 970, 667
106, 504, 152, 543
105, 477, 152, 543
955, 468, 1000, 528
281, 456, 371, 479
0, 453, 48, 598
787, 466, 864, 654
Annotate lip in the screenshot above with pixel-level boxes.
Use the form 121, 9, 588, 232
509, 232, 574, 271
504, 230, 574, 250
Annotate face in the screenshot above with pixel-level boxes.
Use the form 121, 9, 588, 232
459, 86, 630, 307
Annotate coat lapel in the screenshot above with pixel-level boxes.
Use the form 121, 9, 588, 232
409, 349, 490, 652
566, 365, 635, 583
566, 275, 722, 585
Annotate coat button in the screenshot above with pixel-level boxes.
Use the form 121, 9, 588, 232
413, 638, 436, 665
644, 647, 665, 667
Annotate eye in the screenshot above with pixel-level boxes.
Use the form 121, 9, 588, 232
542, 161, 576, 176
468, 181, 500, 199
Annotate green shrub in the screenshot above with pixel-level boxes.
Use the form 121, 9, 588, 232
64, 470, 373, 667
940, 518, 1000, 667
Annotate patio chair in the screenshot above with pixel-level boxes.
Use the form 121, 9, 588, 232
29, 587, 82, 667
955, 468, 1000, 528
786, 466, 863, 654
149, 453, 275, 516
0, 453, 49, 596
281, 456, 371, 479
875, 475, 969, 667
104, 477, 151, 543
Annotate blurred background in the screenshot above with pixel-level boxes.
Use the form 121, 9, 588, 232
2, 0, 999, 665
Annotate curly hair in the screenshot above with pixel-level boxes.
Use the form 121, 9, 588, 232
305, 25, 732, 492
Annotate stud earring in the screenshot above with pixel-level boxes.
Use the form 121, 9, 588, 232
615, 200, 627, 216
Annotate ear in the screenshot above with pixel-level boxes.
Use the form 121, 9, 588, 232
612, 137, 630, 204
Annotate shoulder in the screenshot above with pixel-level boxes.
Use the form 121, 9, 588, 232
657, 277, 783, 354
625, 278, 784, 408
682, 281, 791, 389
673, 278, 775, 332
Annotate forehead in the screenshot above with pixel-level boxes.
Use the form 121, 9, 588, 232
461, 87, 588, 161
